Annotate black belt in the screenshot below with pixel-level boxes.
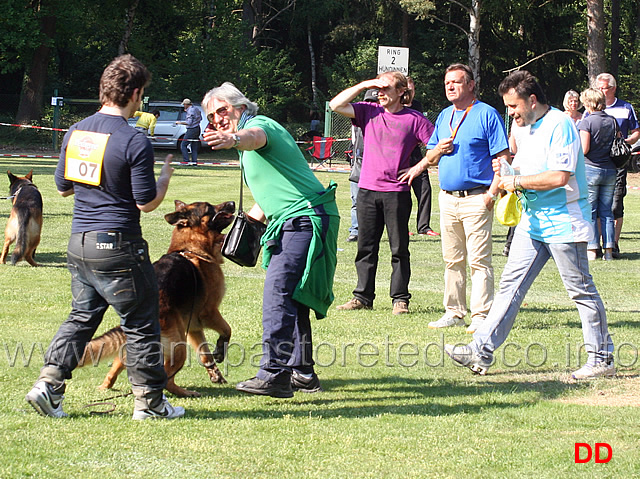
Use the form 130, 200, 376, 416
77, 231, 143, 241
444, 186, 488, 198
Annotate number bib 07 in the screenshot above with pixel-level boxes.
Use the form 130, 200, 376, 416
64, 130, 110, 186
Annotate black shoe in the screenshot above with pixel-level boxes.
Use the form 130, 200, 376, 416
236, 376, 293, 398
346, 234, 358, 242
291, 371, 323, 393
612, 243, 620, 259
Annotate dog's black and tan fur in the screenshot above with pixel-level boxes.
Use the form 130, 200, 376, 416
1, 170, 43, 266
80, 199, 235, 397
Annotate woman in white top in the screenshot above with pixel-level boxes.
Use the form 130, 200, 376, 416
563, 89, 583, 124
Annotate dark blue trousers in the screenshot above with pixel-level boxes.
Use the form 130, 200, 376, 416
256, 216, 317, 383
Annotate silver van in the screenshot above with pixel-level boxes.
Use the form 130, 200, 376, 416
129, 101, 210, 151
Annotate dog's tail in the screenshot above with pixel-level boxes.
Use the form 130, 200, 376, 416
78, 327, 127, 367
11, 209, 31, 265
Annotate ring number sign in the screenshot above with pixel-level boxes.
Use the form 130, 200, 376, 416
64, 130, 110, 186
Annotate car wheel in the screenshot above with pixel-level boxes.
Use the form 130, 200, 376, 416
176, 135, 185, 153
630, 147, 640, 173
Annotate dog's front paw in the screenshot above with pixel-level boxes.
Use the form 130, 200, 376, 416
206, 364, 227, 384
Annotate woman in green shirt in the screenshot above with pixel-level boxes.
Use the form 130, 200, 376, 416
203, 83, 339, 398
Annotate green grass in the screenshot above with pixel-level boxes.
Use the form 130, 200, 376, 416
1, 156, 639, 478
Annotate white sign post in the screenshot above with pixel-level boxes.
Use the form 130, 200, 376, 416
377, 46, 409, 75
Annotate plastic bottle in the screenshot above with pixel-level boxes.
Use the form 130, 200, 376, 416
500, 158, 515, 176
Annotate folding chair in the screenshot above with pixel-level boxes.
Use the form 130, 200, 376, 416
306, 136, 336, 169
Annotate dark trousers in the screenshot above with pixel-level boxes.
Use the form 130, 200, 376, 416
181, 126, 201, 163
612, 166, 627, 219
41, 232, 166, 393
354, 188, 412, 306
411, 168, 433, 233
257, 216, 317, 383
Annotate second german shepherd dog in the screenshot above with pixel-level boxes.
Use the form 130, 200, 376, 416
1, 170, 43, 266
81, 199, 236, 397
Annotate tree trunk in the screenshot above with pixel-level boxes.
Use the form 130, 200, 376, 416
610, 0, 620, 78
467, 0, 481, 92
586, 0, 606, 85
118, 0, 140, 55
634, 0, 640, 76
402, 11, 409, 47
243, 0, 261, 47
16, 15, 56, 124
308, 23, 318, 109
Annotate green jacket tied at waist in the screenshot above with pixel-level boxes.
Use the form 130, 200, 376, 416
261, 181, 340, 319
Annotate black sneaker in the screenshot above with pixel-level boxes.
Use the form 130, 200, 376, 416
291, 371, 323, 393
236, 376, 293, 398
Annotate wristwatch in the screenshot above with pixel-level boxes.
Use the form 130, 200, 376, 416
489, 191, 499, 202
231, 134, 240, 148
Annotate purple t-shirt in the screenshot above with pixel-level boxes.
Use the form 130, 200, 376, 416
352, 102, 434, 192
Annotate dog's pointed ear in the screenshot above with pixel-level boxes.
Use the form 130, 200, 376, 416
174, 200, 187, 211
7, 170, 16, 183
25, 170, 33, 181
164, 210, 189, 227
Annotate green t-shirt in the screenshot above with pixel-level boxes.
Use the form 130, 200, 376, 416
239, 115, 326, 221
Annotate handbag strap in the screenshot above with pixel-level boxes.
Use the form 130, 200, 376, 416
238, 155, 244, 213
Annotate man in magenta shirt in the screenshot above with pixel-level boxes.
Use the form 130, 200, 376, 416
330, 72, 434, 315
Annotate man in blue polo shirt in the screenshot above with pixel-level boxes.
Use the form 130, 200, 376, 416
401, 63, 509, 334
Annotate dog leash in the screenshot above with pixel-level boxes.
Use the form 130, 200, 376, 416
1, 186, 21, 200
2, 184, 38, 200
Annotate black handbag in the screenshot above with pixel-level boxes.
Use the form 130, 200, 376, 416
221, 163, 266, 267
609, 121, 632, 169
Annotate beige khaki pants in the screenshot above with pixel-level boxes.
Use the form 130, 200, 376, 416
439, 190, 494, 320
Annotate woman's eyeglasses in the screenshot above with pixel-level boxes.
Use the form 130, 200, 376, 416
207, 106, 230, 122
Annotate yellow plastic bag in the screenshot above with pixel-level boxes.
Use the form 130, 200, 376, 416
495, 191, 522, 227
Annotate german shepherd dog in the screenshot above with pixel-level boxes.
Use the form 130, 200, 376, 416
81, 200, 236, 397
1, 170, 43, 266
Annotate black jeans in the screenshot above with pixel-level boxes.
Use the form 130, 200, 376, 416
354, 188, 412, 306
411, 168, 433, 233
40, 232, 166, 393
611, 166, 627, 219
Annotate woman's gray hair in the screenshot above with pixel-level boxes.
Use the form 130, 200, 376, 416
201, 82, 259, 116
563, 90, 581, 110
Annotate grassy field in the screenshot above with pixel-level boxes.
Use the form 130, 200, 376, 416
1, 154, 639, 478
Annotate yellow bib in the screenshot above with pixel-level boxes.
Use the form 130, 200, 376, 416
64, 130, 110, 186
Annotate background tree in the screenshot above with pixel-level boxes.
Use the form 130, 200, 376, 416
1, 0, 640, 127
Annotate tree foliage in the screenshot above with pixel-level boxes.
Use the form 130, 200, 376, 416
1, 0, 639, 124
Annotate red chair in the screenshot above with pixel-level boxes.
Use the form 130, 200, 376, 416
306, 136, 336, 169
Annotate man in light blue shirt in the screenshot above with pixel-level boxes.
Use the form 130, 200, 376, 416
445, 70, 614, 381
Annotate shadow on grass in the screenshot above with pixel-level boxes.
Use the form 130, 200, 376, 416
184, 373, 592, 420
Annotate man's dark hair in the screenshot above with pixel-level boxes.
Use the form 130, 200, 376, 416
498, 70, 547, 105
99, 54, 151, 107
151, 109, 161, 117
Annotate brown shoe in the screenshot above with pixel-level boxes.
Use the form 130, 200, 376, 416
336, 297, 371, 311
392, 301, 409, 315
